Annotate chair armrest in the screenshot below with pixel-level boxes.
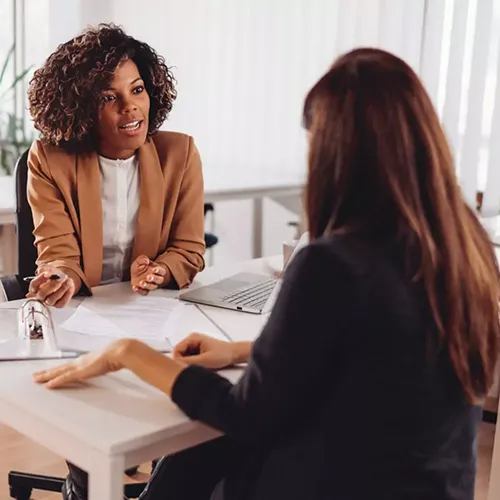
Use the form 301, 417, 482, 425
0, 275, 27, 302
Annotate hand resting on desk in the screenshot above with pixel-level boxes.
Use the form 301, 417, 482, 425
173, 333, 252, 369
32, 334, 252, 391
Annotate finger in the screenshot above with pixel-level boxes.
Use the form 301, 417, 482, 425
152, 266, 167, 277
45, 369, 82, 389
139, 280, 159, 291
173, 334, 203, 357
54, 286, 74, 308
146, 274, 164, 285
132, 286, 149, 296
36, 279, 66, 302
28, 273, 51, 294
33, 362, 75, 383
44, 281, 71, 306
135, 255, 150, 271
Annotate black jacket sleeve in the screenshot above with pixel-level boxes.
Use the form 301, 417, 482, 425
171, 242, 355, 445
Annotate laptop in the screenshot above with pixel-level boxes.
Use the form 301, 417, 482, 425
179, 232, 309, 314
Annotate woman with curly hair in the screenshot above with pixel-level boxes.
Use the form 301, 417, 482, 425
26, 24, 205, 311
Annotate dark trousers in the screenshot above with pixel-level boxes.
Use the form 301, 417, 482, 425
64, 437, 245, 500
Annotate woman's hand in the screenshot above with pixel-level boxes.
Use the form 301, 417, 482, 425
32, 339, 132, 389
173, 333, 252, 370
130, 255, 169, 295
34, 339, 185, 396
27, 266, 76, 308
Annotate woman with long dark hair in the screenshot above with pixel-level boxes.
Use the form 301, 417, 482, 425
34, 48, 499, 500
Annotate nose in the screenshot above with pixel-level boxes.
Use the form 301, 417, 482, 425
120, 95, 138, 114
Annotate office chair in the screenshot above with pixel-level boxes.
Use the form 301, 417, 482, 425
204, 202, 218, 249
1, 150, 218, 499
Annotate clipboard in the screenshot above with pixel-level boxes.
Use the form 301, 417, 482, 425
0, 299, 79, 361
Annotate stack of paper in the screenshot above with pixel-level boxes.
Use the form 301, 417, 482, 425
57, 290, 227, 353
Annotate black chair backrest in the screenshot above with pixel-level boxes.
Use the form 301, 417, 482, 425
14, 149, 37, 279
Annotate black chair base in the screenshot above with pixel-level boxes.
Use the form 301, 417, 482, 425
9, 471, 64, 499
482, 410, 497, 425
8, 470, 147, 499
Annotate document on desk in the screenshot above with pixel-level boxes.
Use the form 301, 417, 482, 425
58, 291, 226, 352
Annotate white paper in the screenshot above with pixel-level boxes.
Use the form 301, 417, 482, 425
61, 295, 184, 340
57, 291, 227, 353
0, 309, 18, 342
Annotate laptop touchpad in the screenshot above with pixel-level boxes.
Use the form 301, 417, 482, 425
210, 279, 250, 291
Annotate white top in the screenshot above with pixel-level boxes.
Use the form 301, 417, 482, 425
99, 155, 140, 285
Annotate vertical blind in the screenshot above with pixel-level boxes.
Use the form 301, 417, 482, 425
420, 0, 500, 214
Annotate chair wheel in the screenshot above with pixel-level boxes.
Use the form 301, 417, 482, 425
9, 485, 32, 500
125, 465, 139, 476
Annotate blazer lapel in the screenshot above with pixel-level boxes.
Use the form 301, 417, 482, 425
76, 152, 103, 287
132, 139, 164, 260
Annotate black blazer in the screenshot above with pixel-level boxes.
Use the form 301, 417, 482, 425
173, 233, 481, 500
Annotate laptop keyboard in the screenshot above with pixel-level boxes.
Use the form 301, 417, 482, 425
220, 278, 277, 310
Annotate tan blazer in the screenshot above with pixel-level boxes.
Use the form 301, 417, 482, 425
27, 131, 206, 293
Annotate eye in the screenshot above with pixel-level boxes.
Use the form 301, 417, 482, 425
101, 94, 116, 103
133, 86, 145, 94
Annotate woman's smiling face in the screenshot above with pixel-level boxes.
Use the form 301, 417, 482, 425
96, 58, 151, 159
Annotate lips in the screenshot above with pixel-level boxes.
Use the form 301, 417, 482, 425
119, 120, 142, 130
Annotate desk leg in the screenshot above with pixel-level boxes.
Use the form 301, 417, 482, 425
487, 402, 500, 500
252, 197, 263, 259
89, 454, 125, 500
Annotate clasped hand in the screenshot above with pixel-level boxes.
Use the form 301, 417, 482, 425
130, 255, 169, 295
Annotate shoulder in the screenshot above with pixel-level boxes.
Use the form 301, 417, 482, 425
286, 233, 395, 287
150, 131, 201, 176
151, 131, 196, 158
290, 234, 364, 273
28, 139, 75, 174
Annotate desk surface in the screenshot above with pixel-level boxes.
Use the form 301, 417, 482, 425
0, 256, 279, 459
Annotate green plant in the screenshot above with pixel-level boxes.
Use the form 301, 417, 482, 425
0, 44, 34, 175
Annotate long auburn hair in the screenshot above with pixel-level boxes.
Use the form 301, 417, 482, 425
304, 48, 500, 403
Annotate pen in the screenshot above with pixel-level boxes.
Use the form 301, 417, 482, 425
23, 274, 61, 283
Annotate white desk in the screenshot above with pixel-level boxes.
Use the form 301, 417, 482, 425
0, 256, 277, 500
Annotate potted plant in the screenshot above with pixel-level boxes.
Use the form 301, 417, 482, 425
0, 44, 34, 175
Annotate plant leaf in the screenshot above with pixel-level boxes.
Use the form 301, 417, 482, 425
0, 65, 33, 101
0, 44, 14, 87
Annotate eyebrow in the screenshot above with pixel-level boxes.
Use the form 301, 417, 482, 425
104, 77, 143, 91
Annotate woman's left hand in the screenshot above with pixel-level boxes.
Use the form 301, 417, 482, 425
33, 339, 131, 389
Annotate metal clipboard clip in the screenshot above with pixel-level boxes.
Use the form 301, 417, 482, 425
18, 299, 59, 352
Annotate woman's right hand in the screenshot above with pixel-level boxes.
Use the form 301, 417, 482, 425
173, 333, 251, 370
27, 266, 76, 308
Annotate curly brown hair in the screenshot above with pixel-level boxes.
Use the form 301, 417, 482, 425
28, 24, 177, 153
